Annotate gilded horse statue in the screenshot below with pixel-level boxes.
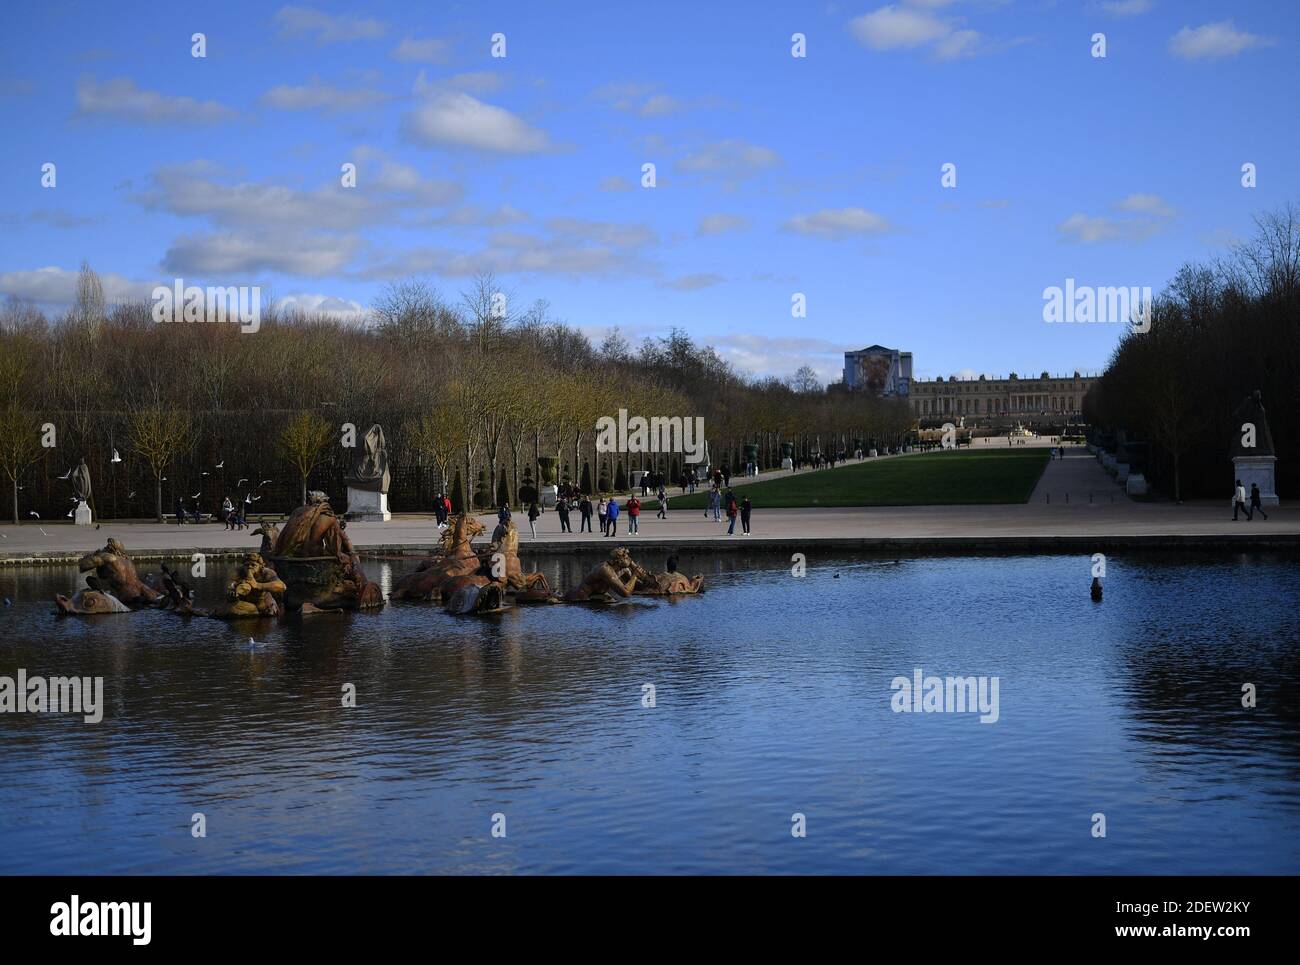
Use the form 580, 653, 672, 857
390, 513, 486, 601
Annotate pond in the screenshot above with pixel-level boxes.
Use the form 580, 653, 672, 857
1, 549, 1298, 874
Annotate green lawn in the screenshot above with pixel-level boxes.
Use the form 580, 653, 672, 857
653, 449, 1051, 508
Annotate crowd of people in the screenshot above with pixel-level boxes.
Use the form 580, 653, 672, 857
495, 471, 756, 539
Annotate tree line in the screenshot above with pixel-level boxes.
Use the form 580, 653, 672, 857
0, 271, 914, 522
1083, 203, 1298, 501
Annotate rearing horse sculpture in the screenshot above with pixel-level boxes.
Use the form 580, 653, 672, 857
390, 513, 486, 601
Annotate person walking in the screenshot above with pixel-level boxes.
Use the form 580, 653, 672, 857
722, 467, 731, 488
527, 501, 540, 539
1233, 479, 1251, 521
498, 504, 512, 528
740, 496, 752, 535
1250, 483, 1269, 521
597, 497, 608, 535
627, 495, 640, 534
640, 474, 649, 497
174, 495, 186, 525
725, 489, 738, 535
579, 494, 593, 533
434, 493, 449, 530
709, 486, 721, 522
656, 485, 669, 519
221, 495, 234, 529
557, 496, 572, 533
605, 497, 619, 537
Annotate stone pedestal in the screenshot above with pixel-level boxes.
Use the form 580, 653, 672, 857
630, 470, 647, 491
1126, 474, 1148, 496
869, 449, 878, 458
540, 484, 558, 509
781, 458, 793, 471
1116, 463, 1130, 484
1233, 455, 1279, 507
346, 486, 390, 522
73, 500, 92, 526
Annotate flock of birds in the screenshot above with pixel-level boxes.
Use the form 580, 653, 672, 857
28, 455, 274, 521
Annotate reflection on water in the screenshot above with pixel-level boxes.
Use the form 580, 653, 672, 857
0, 549, 1298, 874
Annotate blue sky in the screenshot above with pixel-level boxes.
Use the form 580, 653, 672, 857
1, 0, 1296, 383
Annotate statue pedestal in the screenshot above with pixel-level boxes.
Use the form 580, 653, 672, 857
1126, 473, 1148, 496
780, 458, 792, 471
73, 500, 92, 526
346, 487, 390, 521
540, 485, 558, 509
1233, 455, 1279, 507
631, 470, 647, 491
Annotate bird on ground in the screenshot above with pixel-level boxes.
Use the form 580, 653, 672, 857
111, 449, 122, 463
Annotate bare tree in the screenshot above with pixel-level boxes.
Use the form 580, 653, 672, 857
278, 412, 333, 507
129, 408, 193, 521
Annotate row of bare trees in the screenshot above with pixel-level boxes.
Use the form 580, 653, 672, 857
0, 268, 914, 522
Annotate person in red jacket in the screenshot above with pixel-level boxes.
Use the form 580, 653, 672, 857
627, 495, 641, 534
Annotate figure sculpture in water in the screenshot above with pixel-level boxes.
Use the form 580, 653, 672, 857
390, 513, 485, 601
269, 492, 383, 612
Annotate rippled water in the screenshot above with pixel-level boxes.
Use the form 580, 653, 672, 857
1, 549, 1298, 875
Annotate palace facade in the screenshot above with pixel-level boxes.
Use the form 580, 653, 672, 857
909, 371, 1098, 424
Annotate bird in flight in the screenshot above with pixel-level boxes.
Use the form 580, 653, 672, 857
56, 468, 71, 480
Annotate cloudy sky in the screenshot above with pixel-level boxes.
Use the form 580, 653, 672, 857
1, 0, 1295, 383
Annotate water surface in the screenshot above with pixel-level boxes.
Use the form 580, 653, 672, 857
1, 549, 1297, 874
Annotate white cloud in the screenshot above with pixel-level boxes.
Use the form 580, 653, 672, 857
391, 36, 452, 63
274, 6, 386, 44
1058, 194, 1176, 243
1115, 193, 1176, 218
0, 266, 157, 305
403, 90, 551, 154
783, 207, 893, 239
851, 5, 952, 50
276, 292, 369, 319
1100, 0, 1152, 16
697, 213, 750, 236
662, 273, 725, 291
848, 4, 1011, 60
162, 231, 360, 277
1168, 20, 1275, 60
74, 76, 235, 125
260, 79, 391, 112
361, 217, 656, 279
675, 139, 780, 177
599, 175, 634, 192
706, 332, 852, 382
136, 159, 460, 232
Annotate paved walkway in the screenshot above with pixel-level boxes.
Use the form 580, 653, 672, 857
3, 499, 1294, 563
1029, 447, 1129, 505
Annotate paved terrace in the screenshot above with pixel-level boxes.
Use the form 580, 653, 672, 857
2, 452, 1292, 563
